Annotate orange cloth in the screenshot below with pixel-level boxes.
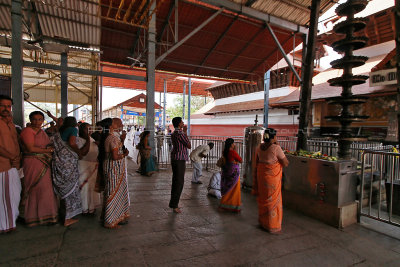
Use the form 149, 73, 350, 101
253, 162, 282, 233
219, 177, 241, 212
0, 119, 20, 172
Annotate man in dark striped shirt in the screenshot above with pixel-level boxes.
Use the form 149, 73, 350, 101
169, 117, 191, 213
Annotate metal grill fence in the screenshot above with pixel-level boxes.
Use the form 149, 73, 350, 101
156, 135, 244, 171
358, 150, 400, 227
154, 134, 400, 227
277, 136, 394, 166
155, 135, 396, 172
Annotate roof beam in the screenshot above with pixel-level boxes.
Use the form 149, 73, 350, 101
157, 1, 175, 43
198, 0, 307, 34
0, 58, 146, 81
162, 59, 254, 76
279, 0, 310, 13
194, 15, 238, 73
244, 34, 292, 80
129, 1, 150, 59
156, 8, 223, 66
265, 22, 301, 82
30, 2, 43, 40
245, 0, 257, 7
217, 24, 266, 77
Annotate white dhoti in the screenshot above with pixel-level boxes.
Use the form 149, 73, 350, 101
208, 172, 221, 199
0, 168, 21, 233
192, 161, 202, 183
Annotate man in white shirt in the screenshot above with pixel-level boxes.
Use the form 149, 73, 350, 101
133, 128, 141, 147
189, 143, 214, 184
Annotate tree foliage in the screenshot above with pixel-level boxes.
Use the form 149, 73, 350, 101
166, 95, 211, 120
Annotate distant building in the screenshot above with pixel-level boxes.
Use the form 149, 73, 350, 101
190, 6, 396, 140
102, 93, 163, 127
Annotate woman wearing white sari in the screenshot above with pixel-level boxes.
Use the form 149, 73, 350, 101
77, 123, 101, 214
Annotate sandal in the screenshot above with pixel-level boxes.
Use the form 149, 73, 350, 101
173, 208, 182, 214
64, 218, 79, 227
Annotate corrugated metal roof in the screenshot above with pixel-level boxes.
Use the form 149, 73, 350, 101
0, 0, 335, 84
0, 0, 12, 36
231, 0, 335, 26
0, 0, 100, 48
36, 0, 100, 47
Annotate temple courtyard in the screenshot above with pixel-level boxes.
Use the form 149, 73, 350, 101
1, 159, 400, 266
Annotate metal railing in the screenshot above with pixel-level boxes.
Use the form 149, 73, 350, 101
358, 150, 400, 227
277, 136, 394, 164
156, 135, 397, 175
156, 135, 244, 172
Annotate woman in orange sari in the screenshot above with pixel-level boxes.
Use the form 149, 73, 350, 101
252, 128, 289, 233
219, 138, 242, 212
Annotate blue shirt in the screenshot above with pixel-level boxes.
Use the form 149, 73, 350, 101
61, 127, 78, 142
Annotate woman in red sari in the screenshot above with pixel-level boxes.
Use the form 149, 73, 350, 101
252, 128, 289, 233
219, 138, 242, 212
20, 111, 58, 226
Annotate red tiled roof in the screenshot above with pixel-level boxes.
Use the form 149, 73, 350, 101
105, 93, 162, 111
272, 82, 396, 107
120, 93, 162, 109
204, 97, 282, 115
100, 0, 304, 81
318, 7, 395, 50
272, 53, 396, 106
371, 48, 396, 72
190, 113, 215, 119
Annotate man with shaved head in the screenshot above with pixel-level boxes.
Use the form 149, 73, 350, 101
102, 118, 130, 228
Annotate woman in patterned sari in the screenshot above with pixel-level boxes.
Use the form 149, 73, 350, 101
103, 118, 130, 228
52, 116, 90, 226
219, 138, 242, 212
252, 128, 289, 234
136, 130, 157, 176
20, 111, 58, 226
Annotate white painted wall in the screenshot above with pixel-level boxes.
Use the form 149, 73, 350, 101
191, 109, 298, 125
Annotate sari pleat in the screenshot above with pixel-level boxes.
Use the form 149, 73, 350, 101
219, 178, 241, 212
20, 128, 58, 226
103, 135, 130, 228
22, 153, 58, 226
255, 162, 282, 233
219, 162, 241, 212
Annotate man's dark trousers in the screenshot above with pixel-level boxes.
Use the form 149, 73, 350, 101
169, 159, 186, 208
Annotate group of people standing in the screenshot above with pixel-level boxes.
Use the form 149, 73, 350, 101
169, 115, 289, 234
0, 94, 131, 233
1, 92, 289, 235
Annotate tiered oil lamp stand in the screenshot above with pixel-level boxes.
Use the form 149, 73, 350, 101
326, 0, 369, 159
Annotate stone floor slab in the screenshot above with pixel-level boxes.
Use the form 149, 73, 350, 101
2, 158, 400, 266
